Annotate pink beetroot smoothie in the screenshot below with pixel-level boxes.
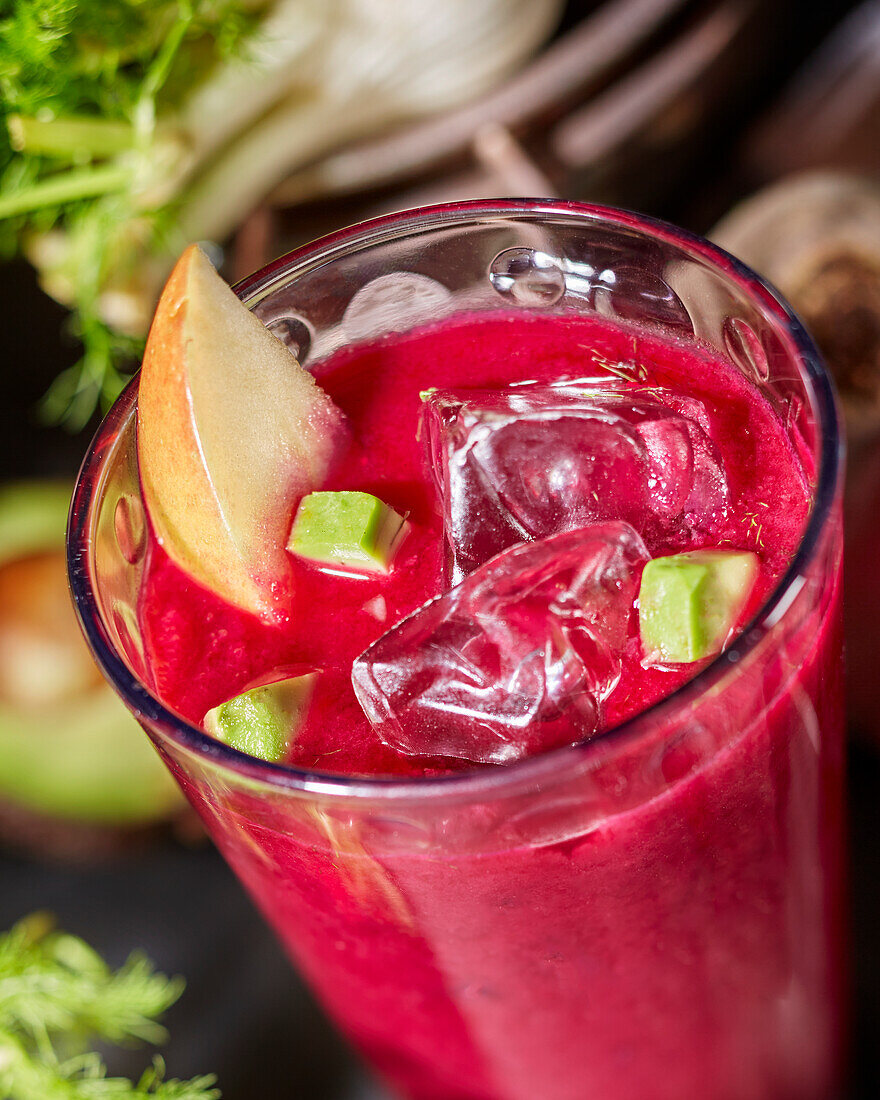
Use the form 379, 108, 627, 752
139, 312, 844, 1099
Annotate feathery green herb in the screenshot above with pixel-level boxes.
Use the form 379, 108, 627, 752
0, 0, 261, 428
0, 1, 562, 430
0, 913, 220, 1099
1, 1, 565, 431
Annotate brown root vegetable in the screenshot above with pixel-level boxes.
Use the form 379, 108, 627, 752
713, 171, 880, 741
711, 171, 880, 448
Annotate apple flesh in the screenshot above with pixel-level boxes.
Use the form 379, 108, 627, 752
288, 491, 409, 573
137, 244, 346, 618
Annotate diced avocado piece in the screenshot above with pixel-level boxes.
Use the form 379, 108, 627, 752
203, 675, 314, 762
639, 550, 758, 663
137, 244, 348, 620
288, 491, 408, 572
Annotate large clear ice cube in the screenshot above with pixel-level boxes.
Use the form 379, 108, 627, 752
351, 523, 649, 765
424, 383, 728, 581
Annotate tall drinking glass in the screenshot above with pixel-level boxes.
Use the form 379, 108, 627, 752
68, 201, 845, 1100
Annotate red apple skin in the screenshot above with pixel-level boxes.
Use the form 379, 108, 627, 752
137, 244, 345, 619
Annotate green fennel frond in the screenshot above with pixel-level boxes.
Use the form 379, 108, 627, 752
1, 0, 564, 431
0, 0, 261, 428
0, 914, 220, 1100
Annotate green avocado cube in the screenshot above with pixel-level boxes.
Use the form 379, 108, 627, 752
288, 491, 408, 572
203, 675, 314, 762
639, 550, 758, 663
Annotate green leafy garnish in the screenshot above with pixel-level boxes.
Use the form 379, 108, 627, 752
0, 0, 259, 428
0, 913, 220, 1099
0, 2, 563, 429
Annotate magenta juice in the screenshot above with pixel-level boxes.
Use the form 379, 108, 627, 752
135, 311, 844, 1100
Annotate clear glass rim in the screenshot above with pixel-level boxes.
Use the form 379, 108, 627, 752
67, 198, 843, 804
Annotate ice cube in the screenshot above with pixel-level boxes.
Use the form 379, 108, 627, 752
351, 522, 649, 765
424, 384, 728, 581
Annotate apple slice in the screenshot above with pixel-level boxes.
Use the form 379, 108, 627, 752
137, 244, 346, 618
